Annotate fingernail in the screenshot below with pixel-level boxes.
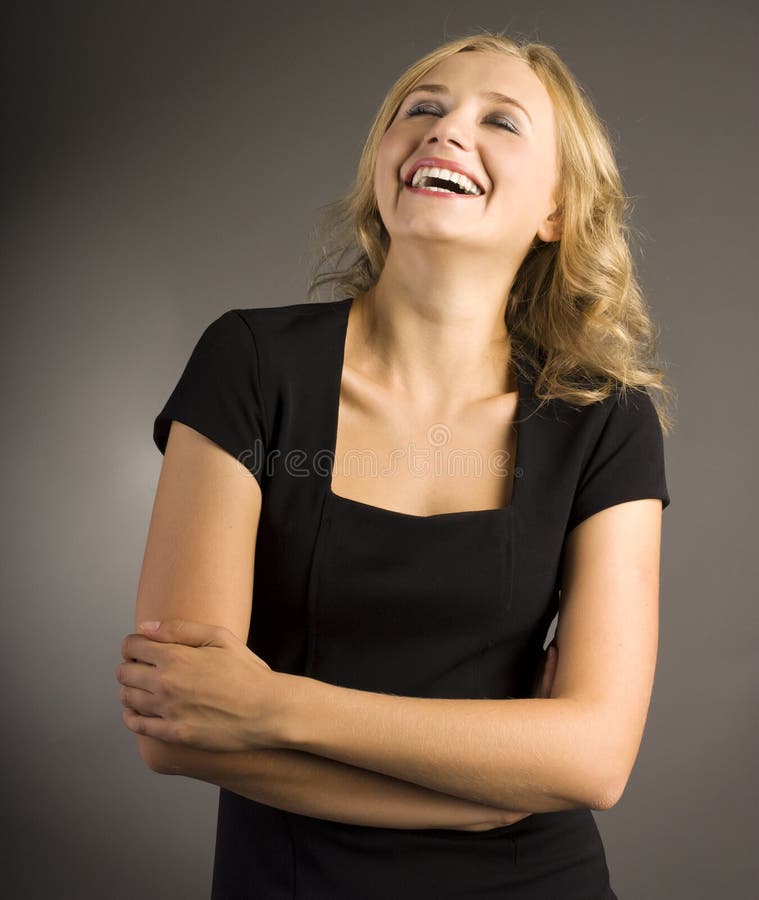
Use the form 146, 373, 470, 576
139, 621, 160, 631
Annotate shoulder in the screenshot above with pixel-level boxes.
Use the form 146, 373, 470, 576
548, 376, 661, 440
526, 374, 665, 484
228, 298, 352, 386
587, 382, 662, 440
233, 298, 351, 344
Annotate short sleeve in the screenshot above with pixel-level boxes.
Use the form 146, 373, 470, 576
152, 309, 267, 486
567, 386, 670, 532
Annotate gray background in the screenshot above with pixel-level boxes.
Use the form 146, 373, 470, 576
4, 1, 757, 897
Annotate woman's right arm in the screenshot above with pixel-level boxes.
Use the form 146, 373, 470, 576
152, 643, 559, 831
129, 421, 542, 831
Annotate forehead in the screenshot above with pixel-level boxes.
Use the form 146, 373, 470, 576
407, 51, 555, 130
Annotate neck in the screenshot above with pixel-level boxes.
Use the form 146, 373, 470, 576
351, 243, 519, 410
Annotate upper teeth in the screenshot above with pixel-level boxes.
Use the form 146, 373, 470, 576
410, 166, 483, 196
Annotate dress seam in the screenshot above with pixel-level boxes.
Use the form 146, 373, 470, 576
232, 308, 271, 465
304, 499, 331, 675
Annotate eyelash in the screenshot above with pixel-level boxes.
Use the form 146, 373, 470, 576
404, 102, 520, 135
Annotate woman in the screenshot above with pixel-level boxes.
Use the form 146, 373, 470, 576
117, 31, 672, 898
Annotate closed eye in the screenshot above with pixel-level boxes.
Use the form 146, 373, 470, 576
404, 102, 519, 135
406, 102, 442, 118
484, 115, 519, 134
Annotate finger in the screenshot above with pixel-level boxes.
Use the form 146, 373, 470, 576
116, 659, 159, 692
137, 619, 228, 648
543, 645, 559, 697
537, 646, 557, 697
122, 707, 180, 743
119, 684, 160, 717
537, 658, 551, 698
532, 657, 548, 699
122, 633, 170, 666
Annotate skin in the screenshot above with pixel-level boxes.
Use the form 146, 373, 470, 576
119, 51, 567, 756
357, 49, 562, 414
118, 50, 661, 820
333, 49, 563, 514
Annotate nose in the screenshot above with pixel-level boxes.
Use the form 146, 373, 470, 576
423, 109, 472, 152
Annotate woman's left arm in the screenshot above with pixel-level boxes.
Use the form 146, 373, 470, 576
275, 498, 663, 814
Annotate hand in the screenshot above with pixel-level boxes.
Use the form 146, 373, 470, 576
531, 637, 559, 700
457, 639, 560, 832
116, 619, 288, 752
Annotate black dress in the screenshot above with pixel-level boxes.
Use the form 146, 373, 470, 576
153, 297, 671, 899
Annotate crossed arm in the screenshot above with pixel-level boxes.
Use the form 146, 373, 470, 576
268, 494, 661, 814
128, 423, 661, 826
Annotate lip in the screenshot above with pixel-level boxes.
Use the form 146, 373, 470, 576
403, 156, 486, 195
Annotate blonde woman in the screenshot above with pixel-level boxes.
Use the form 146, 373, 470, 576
118, 31, 672, 899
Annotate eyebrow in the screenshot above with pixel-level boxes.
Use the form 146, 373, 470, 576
405, 83, 532, 125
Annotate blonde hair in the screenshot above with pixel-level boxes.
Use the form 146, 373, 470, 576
305, 30, 676, 434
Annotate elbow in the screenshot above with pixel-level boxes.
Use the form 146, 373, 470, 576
562, 772, 623, 812
581, 709, 634, 810
586, 764, 629, 811
136, 734, 179, 776
569, 733, 629, 811
588, 779, 625, 811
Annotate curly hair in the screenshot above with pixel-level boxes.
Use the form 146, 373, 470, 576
305, 30, 676, 435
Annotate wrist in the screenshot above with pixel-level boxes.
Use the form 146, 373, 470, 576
269, 671, 315, 750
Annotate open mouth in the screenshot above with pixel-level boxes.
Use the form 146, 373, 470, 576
404, 165, 485, 197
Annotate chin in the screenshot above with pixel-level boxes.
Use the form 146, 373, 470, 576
392, 232, 477, 251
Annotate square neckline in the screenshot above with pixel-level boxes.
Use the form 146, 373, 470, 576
325, 296, 528, 521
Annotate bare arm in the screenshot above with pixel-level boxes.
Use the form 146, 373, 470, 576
129, 422, 552, 831
273, 501, 661, 813
143, 643, 558, 831
148, 743, 519, 831
130, 422, 571, 826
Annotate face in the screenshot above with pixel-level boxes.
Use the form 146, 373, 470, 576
374, 51, 562, 260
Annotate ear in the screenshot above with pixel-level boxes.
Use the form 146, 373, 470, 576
536, 205, 563, 243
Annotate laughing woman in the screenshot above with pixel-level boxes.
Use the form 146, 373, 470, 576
118, 30, 673, 899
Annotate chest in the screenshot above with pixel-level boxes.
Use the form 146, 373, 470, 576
330, 377, 521, 517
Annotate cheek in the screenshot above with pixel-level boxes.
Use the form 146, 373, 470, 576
377, 131, 400, 175
495, 158, 546, 208
518, 147, 556, 200
373, 148, 390, 193
375, 146, 404, 202
378, 126, 411, 171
